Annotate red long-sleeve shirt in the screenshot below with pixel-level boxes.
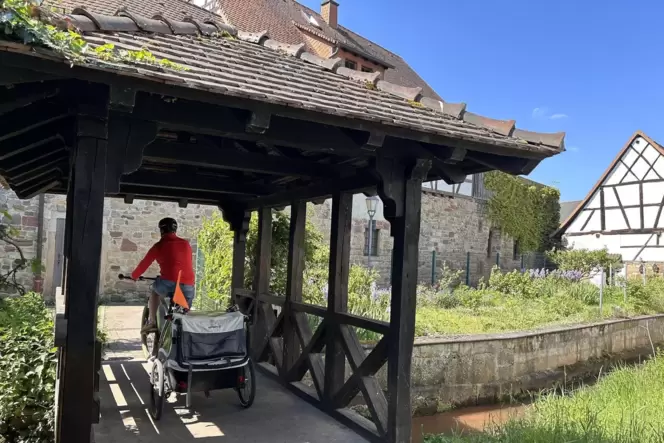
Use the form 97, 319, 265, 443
131, 233, 195, 285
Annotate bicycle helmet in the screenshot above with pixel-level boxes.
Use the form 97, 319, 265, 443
158, 217, 178, 235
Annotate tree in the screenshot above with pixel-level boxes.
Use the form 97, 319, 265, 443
547, 247, 622, 277
197, 207, 329, 305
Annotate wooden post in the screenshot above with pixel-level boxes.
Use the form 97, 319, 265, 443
222, 208, 250, 307
377, 156, 431, 443
56, 86, 109, 443
283, 201, 306, 375
324, 192, 353, 402
252, 207, 272, 359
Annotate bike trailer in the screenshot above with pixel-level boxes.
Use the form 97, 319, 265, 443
162, 310, 249, 369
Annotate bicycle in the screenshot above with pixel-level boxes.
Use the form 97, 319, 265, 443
117, 274, 177, 360
117, 273, 255, 419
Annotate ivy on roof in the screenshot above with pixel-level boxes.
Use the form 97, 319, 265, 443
0, 0, 187, 70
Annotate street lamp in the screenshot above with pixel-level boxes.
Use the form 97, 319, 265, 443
366, 196, 379, 269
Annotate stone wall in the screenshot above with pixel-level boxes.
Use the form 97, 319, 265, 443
309, 191, 520, 286
1, 186, 519, 300
364, 315, 664, 414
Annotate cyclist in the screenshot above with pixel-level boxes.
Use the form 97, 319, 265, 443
131, 217, 196, 333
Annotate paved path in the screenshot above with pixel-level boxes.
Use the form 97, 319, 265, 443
95, 306, 368, 443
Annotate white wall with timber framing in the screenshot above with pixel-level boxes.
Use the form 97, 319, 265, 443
559, 132, 664, 267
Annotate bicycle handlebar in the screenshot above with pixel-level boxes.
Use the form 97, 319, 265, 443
118, 273, 157, 282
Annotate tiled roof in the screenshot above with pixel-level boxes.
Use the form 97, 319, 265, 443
0, 7, 565, 156
559, 200, 582, 223
218, 0, 443, 99
46, 0, 443, 100
44, 0, 218, 24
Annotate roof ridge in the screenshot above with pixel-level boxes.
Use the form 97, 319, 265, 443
52, 6, 564, 151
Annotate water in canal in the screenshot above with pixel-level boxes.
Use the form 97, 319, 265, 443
411, 403, 528, 443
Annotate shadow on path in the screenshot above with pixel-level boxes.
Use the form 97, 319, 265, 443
95, 358, 368, 443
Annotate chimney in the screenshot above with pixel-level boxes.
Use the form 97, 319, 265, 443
321, 0, 338, 28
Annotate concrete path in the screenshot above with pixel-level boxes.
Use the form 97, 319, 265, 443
95, 306, 368, 443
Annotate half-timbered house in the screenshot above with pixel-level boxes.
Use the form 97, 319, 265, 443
557, 131, 664, 275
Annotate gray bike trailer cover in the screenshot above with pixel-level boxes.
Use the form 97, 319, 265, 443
169, 310, 247, 363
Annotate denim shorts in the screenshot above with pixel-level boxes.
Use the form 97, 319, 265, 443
153, 277, 195, 308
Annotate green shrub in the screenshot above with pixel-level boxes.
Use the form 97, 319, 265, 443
0, 293, 56, 443
486, 267, 538, 298
547, 247, 622, 277
197, 208, 328, 306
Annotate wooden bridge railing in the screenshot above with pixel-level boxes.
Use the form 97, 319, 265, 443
234, 287, 391, 438
222, 158, 429, 443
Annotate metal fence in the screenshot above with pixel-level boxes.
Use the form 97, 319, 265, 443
363, 249, 555, 288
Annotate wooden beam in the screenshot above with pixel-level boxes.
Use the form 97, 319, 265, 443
324, 192, 353, 402
0, 119, 71, 162
57, 85, 109, 443
220, 206, 251, 306
109, 83, 137, 112
243, 172, 377, 210
377, 156, 431, 443
293, 312, 325, 397
283, 201, 306, 375
0, 137, 66, 175
0, 82, 60, 116
466, 151, 540, 175
116, 185, 226, 203
0, 66, 61, 85
9, 164, 61, 188
105, 113, 157, 193
120, 170, 272, 195
431, 159, 466, 184
0, 100, 69, 143
133, 96, 366, 156
336, 328, 389, 435
143, 140, 353, 178
18, 177, 61, 200
251, 207, 272, 360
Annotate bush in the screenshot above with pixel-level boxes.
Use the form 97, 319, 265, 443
0, 293, 56, 443
547, 247, 622, 277
197, 208, 328, 306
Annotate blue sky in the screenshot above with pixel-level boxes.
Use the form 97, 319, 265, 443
299, 0, 664, 202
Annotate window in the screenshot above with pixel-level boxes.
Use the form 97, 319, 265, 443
301, 10, 321, 28
513, 240, 519, 260
486, 230, 493, 258
361, 66, 374, 73
364, 220, 379, 256
344, 59, 357, 70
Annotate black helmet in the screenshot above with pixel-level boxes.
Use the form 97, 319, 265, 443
158, 217, 178, 235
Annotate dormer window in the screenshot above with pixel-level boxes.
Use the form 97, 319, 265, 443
344, 59, 357, 70
301, 11, 321, 28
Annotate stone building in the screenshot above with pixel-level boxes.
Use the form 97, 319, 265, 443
1, 174, 521, 301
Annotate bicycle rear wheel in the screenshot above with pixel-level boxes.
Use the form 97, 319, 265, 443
237, 359, 256, 408
140, 305, 159, 360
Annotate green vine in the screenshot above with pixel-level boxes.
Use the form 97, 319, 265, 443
483, 171, 561, 252
0, 0, 188, 70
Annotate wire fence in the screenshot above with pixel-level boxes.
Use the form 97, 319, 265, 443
361, 249, 556, 288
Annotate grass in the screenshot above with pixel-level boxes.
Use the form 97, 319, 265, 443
411, 272, 664, 338
424, 353, 664, 443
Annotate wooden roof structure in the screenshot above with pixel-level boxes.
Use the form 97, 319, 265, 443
0, 7, 564, 207
0, 4, 564, 443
